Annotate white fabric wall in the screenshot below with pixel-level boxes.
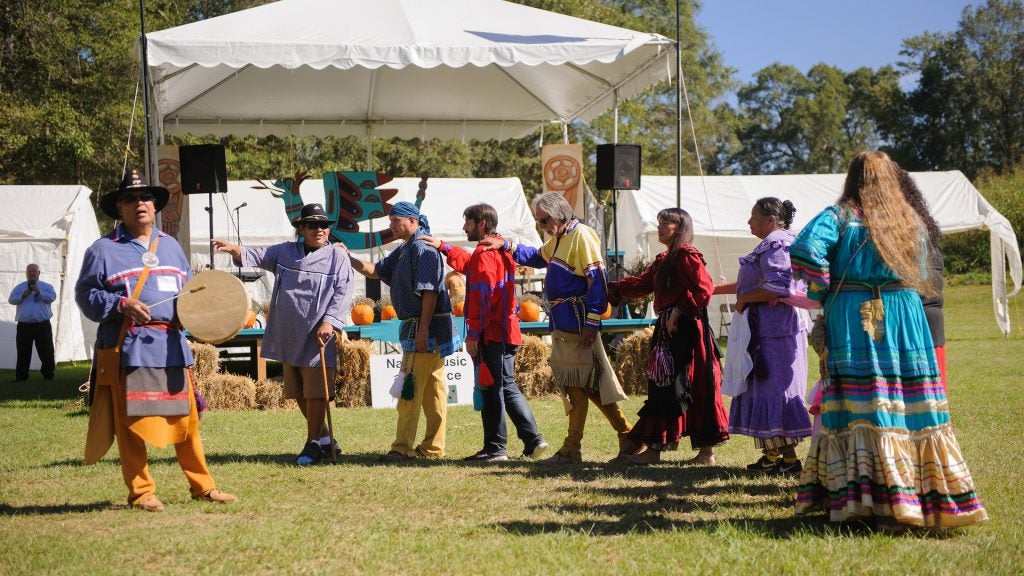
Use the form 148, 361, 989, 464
0, 186, 101, 369
182, 177, 544, 306
616, 172, 1022, 335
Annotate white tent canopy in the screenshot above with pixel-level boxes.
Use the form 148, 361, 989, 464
616, 172, 1023, 335
182, 177, 543, 304
145, 0, 675, 142
0, 186, 101, 369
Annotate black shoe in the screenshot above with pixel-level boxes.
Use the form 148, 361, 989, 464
746, 454, 782, 472
295, 441, 324, 466
463, 451, 509, 462
775, 459, 803, 476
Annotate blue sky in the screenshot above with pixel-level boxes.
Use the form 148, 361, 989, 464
695, 1, 979, 86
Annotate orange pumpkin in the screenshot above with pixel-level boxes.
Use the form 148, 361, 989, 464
600, 303, 613, 320
453, 301, 465, 317
381, 304, 397, 321
351, 303, 375, 325
518, 300, 541, 322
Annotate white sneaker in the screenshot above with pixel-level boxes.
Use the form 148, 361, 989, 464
524, 441, 549, 459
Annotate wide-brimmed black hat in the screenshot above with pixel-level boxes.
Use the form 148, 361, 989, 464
291, 203, 336, 228
100, 169, 170, 219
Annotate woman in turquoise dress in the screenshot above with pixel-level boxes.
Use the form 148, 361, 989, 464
790, 151, 987, 530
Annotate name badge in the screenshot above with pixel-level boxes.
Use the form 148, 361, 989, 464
157, 276, 179, 292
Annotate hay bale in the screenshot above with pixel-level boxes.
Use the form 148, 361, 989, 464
198, 372, 257, 410
190, 342, 220, 384
613, 327, 653, 396
254, 377, 296, 410
336, 337, 373, 408
514, 335, 557, 397
514, 334, 548, 373
518, 364, 556, 398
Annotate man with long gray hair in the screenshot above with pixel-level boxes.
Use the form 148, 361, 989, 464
480, 192, 636, 464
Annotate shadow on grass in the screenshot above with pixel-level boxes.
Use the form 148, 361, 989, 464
483, 462, 941, 539
0, 502, 117, 516
0, 385, 84, 403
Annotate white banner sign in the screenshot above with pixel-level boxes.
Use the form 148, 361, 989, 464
369, 352, 475, 408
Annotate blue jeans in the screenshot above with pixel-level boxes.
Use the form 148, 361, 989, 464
478, 342, 543, 456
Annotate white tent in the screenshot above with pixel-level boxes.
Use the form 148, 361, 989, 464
183, 177, 543, 303
616, 172, 1023, 335
0, 186, 101, 369
144, 0, 675, 142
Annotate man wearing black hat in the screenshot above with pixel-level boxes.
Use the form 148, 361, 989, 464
213, 203, 355, 465
75, 169, 236, 512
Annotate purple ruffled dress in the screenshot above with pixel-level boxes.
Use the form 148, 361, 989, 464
727, 229, 812, 442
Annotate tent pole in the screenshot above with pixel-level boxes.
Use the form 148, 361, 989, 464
138, 0, 156, 183
366, 125, 373, 170
675, 0, 682, 208
611, 93, 620, 280
613, 92, 619, 144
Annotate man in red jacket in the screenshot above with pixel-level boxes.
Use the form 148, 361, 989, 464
423, 203, 548, 462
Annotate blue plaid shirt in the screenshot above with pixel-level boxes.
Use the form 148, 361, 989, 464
377, 238, 461, 357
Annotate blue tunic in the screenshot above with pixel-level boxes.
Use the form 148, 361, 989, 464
791, 205, 942, 431
243, 242, 354, 367
511, 219, 607, 333
76, 226, 193, 368
376, 238, 461, 357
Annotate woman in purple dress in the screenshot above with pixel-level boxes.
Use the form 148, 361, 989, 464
715, 197, 812, 475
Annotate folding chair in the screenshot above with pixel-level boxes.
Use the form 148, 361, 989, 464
719, 302, 736, 339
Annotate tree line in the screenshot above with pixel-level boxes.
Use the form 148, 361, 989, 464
2, 0, 1021, 212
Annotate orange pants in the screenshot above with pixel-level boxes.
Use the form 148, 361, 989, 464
113, 373, 216, 505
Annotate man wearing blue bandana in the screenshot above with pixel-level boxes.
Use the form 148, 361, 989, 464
349, 201, 461, 461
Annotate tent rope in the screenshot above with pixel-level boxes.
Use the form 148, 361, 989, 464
122, 80, 142, 181
679, 66, 732, 306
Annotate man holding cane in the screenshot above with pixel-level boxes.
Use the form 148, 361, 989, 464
213, 203, 354, 465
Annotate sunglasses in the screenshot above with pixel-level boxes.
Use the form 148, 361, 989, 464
303, 222, 331, 230
118, 192, 155, 204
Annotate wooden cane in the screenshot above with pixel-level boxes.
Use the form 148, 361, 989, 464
319, 339, 337, 463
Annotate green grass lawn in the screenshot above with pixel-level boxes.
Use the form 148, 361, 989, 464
2, 284, 1022, 575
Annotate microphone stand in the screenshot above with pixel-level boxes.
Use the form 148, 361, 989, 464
202, 182, 213, 270
233, 202, 247, 278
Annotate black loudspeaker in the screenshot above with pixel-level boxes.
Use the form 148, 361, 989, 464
179, 144, 227, 194
596, 144, 641, 190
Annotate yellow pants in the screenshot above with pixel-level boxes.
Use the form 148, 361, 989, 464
557, 386, 632, 458
390, 352, 447, 458
114, 375, 216, 505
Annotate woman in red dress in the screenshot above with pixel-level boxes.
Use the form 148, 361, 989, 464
608, 208, 729, 464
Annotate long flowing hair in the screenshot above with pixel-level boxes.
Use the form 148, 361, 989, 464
655, 207, 694, 290
839, 151, 932, 294
897, 169, 942, 248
